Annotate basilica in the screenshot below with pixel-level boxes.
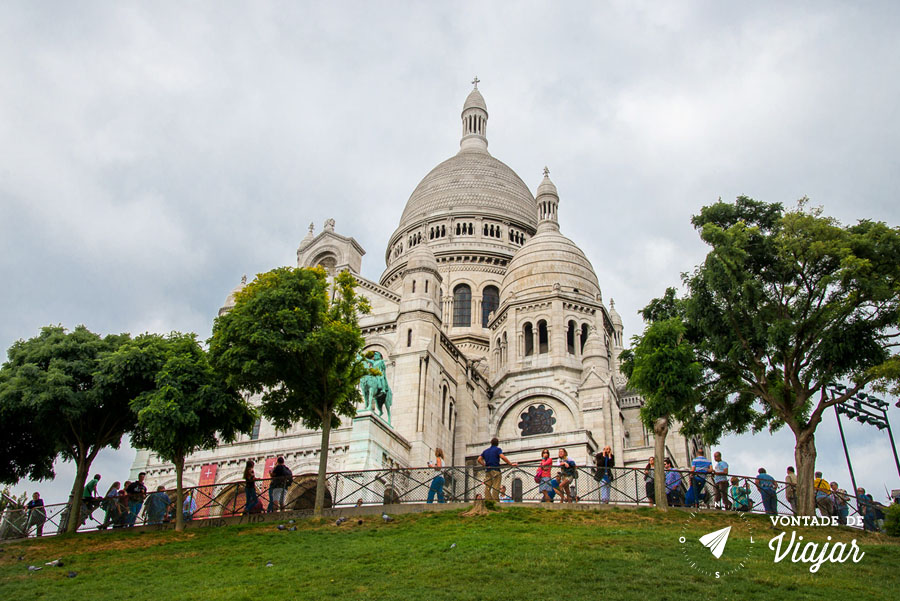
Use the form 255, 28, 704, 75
130, 83, 697, 502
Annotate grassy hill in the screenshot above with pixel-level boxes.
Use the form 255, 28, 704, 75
1, 505, 897, 600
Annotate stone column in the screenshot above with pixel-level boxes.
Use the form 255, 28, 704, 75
473, 295, 482, 329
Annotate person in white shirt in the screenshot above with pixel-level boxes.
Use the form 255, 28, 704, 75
713, 451, 731, 510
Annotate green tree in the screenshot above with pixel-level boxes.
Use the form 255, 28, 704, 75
209, 267, 371, 516
620, 289, 702, 511
102, 332, 256, 531
0, 325, 134, 532
683, 197, 900, 515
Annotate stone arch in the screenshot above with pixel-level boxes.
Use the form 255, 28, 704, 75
489, 386, 582, 436
284, 474, 333, 510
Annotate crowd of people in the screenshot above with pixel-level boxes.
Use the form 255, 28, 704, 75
14, 446, 894, 536
15, 455, 298, 536
463, 441, 894, 532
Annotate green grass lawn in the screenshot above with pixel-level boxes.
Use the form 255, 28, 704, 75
1, 506, 897, 600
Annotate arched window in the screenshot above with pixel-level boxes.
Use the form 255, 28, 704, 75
442, 386, 447, 425
524, 322, 534, 356
425, 280, 429, 293
481, 286, 499, 328
453, 284, 472, 327
581, 323, 589, 353
407, 328, 412, 347
448, 401, 454, 431
567, 320, 576, 355
412, 280, 416, 294
538, 320, 549, 354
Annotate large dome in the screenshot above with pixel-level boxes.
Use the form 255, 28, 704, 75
397, 151, 538, 230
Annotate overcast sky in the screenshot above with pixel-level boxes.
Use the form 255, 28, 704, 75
2, 2, 899, 505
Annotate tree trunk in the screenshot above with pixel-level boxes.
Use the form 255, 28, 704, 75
794, 430, 817, 517
66, 453, 89, 534
174, 455, 185, 532
314, 409, 333, 517
653, 416, 669, 512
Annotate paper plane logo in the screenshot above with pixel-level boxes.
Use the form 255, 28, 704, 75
699, 526, 732, 559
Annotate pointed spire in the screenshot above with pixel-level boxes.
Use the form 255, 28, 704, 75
460, 79, 488, 153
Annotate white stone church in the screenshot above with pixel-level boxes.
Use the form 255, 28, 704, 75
131, 83, 697, 504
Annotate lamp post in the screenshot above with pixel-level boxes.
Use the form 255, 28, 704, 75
827, 384, 900, 484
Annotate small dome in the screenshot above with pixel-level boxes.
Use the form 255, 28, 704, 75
220, 275, 247, 314
406, 245, 438, 272
536, 168, 558, 199
581, 327, 605, 359
608, 299, 623, 327
500, 227, 600, 301
463, 88, 487, 112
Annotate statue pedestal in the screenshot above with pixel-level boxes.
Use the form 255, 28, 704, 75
342, 411, 411, 472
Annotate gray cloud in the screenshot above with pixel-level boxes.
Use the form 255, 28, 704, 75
3, 2, 899, 503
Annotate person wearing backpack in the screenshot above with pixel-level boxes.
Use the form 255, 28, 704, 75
268, 456, 291, 512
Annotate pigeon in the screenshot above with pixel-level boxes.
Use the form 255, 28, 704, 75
335, 516, 347, 525
28, 565, 42, 572
265, 561, 274, 568
277, 524, 286, 531
18, 555, 24, 561
67, 571, 77, 579
289, 526, 297, 532
450, 543, 456, 549
357, 520, 363, 525
45, 559, 62, 567
288, 519, 295, 524
381, 513, 393, 523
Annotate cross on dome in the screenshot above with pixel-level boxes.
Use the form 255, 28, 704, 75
543, 166, 550, 177
471, 76, 480, 89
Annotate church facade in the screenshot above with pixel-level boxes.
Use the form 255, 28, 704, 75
130, 84, 697, 501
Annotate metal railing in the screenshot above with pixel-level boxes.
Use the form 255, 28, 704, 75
0, 465, 874, 540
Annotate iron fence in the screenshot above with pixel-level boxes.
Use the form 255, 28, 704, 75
0, 465, 871, 540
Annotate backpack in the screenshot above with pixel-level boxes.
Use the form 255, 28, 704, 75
283, 466, 294, 489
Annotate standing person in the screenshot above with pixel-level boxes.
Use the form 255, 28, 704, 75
26, 492, 46, 537
643, 457, 655, 505
81, 474, 102, 525
755, 468, 778, 515
784, 466, 798, 514
99, 481, 121, 529
114, 482, 130, 528
243, 460, 259, 514
537, 449, 554, 502
594, 446, 615, 504
556, 448, 577, 503
664, 459, 682, 506
831, 483, 849, 525
426, 448, 446, 504
730, 476, 752, 512
183, 489, 197, 522
142, 486, 171, 525
477, 438, 516, 502
125, 473, 148, 527
713, 452, 731, 510
268, 456, 291, 512
814, 471, 832, 517
687, 448, 711, 508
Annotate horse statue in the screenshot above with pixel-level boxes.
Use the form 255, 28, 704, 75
359, 351, 392, 424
